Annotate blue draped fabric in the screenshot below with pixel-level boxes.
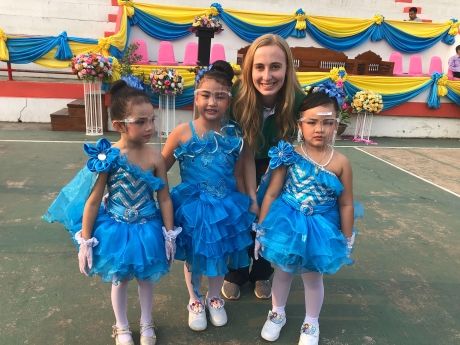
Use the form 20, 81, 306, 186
343, 80, 433, 111
306, 22, 377, 51
219, 11, 297, 42
427, 73, 442, 109
130, 8, 192, 41
446, 88, 460, 104
148, 86, 194, 108
7, 34, 96, 64
380, 23, 452, 53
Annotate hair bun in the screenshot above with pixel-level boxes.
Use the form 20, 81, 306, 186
109, 80, 128, 97
211, 60, 234, 84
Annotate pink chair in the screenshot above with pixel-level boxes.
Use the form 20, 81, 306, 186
428, 56, 443, 74
210, 43, 226, 63
389, 52, 403, 75
408, 54, 423, 76
132, 39, 149, 64
182, 42, 198, 66
157, 41, 178, 66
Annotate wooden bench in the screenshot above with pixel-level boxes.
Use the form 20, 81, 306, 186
236, 46, 394, 76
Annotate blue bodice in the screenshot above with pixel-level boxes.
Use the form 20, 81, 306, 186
267, 141, 343, 216
173, 122, 243, 198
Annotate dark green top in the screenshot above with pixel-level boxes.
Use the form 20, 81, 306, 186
230, 85, 306, 159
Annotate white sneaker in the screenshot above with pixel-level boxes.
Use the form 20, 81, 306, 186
260, 310, 286, 342
206, 296, 227, 327
298, 323, 320, 345
187, 300, 207, 331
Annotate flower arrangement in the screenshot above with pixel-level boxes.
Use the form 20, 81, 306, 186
351, 90, 383, 114
190, 14, 223, 33
149, 68, 184, 95
70, 52, 114, 82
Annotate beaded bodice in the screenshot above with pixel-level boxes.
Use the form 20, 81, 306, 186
174, 122, 243, 198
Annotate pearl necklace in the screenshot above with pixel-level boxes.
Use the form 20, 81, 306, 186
300, 143, 334, 173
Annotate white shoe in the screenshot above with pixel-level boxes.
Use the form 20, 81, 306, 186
112, 325, 134, 345
140, 322, 156, 345
187, 300, 207, 331
260, 310, 286, 342
298, 323, 320, 345
206, 296, 227, 327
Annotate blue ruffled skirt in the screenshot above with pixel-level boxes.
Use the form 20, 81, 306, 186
259, 198, 352, 275
171, 183, 254, 277
77, 207, 169, 283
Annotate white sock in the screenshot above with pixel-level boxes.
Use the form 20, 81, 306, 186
111, 281, 132, 343
303, 315, 319, 327
138, 280, 154, 337
301, 272, 323, 328
272, 305, 286, 316
271, 268, 293, 317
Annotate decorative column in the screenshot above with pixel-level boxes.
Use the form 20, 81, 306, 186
195, 27, 215, 66
83, 80, 104, 136
353, 111, 376, 144
158, 94, 176, 138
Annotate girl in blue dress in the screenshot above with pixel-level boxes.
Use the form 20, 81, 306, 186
162, 61, 255, 332
254, 84, 357, 345
44, 80, 179, 345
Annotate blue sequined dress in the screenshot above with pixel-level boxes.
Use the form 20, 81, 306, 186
171, 122, 254, 277
258, 141, 354, 275
43, 138, 169, 283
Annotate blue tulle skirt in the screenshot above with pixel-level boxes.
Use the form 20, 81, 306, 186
259, 198, 352, 275
72, 207, 169, 284
171, 183, 255, 277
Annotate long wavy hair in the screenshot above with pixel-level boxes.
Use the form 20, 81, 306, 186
232, 34, 302, 151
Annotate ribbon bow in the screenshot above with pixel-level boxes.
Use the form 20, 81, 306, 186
117, 0, 135, 17
373, 14, 384, 25
436, 73, 448, 97
447, 19, 459, 36
295, 9, 307, 31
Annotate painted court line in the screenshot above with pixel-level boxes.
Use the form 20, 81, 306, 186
355, 147, 460, 198
1, 139, 459, 150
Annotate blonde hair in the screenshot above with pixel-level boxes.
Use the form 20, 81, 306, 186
232, 34, 302, 151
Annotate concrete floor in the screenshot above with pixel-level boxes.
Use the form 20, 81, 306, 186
1, 125, 459, 345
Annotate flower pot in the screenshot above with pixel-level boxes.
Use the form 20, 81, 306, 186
195, 28, 215, 66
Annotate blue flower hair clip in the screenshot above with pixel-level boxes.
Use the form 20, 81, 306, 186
195, 64, 213, 84
308, 80, 346, 108
121, 75, 144, 91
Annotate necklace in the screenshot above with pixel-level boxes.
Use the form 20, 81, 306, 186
300, 143, 334, 173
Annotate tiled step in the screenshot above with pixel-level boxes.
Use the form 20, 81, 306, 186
50, 100, 109, 132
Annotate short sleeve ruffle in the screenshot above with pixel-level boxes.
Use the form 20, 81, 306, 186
268, 140, 297, 169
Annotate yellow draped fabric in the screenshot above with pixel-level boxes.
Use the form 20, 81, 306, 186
296, 72, 330, 85
447, 81, 460, 95
386, 20, 454, 38
307, 16, 375, 37
225, 8, 294, 27
135, 3, 205, 24
118, 0, 135, 17
0, 28, 8, 61
346, 75, 432, 94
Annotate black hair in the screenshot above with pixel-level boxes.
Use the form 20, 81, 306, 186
109, 80, 151, 120
299, 91, 339, 115
409, 7, 417, 13
456, 45, 460, 53
198, 60, 234, 88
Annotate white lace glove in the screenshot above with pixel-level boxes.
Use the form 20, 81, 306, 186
75, 230, 99, 276
252, 223, 265, 260
162, 226, 182, 263
346, 232, 356, 257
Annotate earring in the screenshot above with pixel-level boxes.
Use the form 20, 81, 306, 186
297, 129, 303, 142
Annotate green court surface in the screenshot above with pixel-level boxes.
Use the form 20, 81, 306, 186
1, 124, 459, 345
